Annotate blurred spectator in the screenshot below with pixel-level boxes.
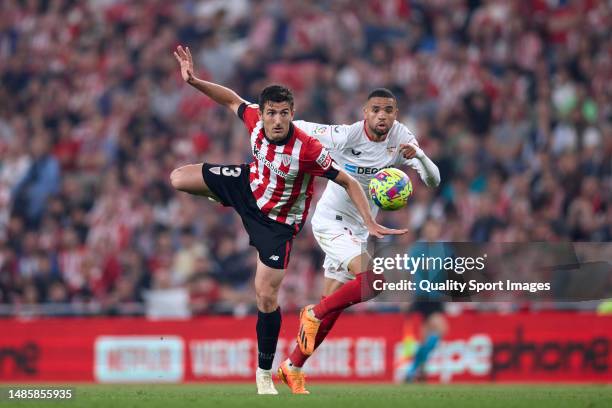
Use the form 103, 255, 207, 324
12, 135, 61, 227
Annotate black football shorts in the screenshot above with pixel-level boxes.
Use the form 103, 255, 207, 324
202, 163, 298, 269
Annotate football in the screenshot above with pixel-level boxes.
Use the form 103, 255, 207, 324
369, 168, 413, 210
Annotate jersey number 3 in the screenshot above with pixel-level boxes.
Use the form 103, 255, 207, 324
222, 167, 241, 177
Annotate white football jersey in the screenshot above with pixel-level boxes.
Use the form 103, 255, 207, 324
294, 120, 429, 230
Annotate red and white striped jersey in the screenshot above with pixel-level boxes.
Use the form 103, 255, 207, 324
238, 103, 339, 226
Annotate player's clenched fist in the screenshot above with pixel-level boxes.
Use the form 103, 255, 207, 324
173, 45, 194, 83
399, 143, 422, 160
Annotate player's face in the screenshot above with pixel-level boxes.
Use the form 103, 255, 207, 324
259, 101, 294, 141
364, 97, 398, 140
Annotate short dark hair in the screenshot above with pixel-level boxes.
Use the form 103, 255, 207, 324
258, 85, 294, 111
367, 88, 396, 100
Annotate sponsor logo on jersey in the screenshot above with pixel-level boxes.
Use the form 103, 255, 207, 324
344, 164, 385, 175
252, 146, 290, 178
316, 148, 332, 170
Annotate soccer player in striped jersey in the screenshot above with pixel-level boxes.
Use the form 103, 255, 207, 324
172, 46, 406, 394
277, 88, 441, 393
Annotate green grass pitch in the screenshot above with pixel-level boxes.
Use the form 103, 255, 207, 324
4, 384, 612, 408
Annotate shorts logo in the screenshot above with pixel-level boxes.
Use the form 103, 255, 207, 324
316, 148, 332, 170
281, 154, 292, 167
209, 166, 221, 175
269, 255, 280, 261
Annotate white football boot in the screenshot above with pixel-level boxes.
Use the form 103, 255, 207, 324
256, 367, 278, 395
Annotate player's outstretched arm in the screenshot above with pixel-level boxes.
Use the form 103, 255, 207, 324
173, 45, 247, 114
332, 169, 408, 238
399, 143, 441, 188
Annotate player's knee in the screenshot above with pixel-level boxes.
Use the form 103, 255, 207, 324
256, 296, 278, 313
170, 166, 189, 191
255, 287, 278, 312
170, 167, 182, 190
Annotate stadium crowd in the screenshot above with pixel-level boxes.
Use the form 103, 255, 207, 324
0, 0, 610, 316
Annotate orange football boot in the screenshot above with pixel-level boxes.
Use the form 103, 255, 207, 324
297, 304, 320, 356
277, 360, 309, 394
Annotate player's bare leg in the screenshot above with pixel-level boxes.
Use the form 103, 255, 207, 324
254, 258, 284, 313
169, 163, 221, 201
254, 258, 285, 395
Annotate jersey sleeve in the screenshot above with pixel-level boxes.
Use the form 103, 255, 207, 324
300, 137, 339, 180
395, 123, 419, 166
395, 123, 441, 187
237, 102, 260, 133
293, 120, 351, 151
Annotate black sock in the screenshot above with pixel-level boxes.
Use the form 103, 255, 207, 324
256, 307, 281, 370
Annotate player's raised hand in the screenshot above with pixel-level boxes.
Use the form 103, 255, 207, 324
173, 45, 194, 83
366, 221, 408, 239
399, 143, 422, 160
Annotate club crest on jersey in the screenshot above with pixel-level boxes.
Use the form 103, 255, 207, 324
281, 154, 292, 167
387, 146, 397, 155
313, 126, 328, 136
316, 148, 332, 170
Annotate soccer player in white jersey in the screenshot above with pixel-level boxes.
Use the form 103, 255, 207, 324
172, 47, 406, 395
276, 88, 440, 393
